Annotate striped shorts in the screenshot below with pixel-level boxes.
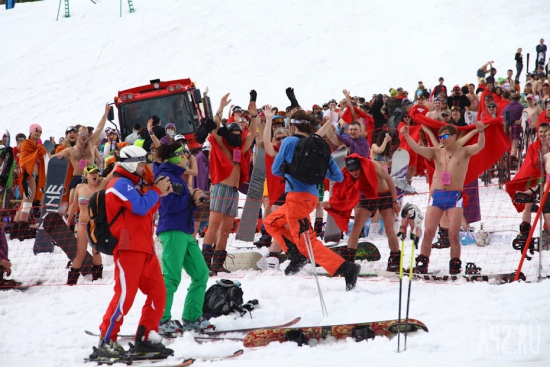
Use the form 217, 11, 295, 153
210, 183, 239, 217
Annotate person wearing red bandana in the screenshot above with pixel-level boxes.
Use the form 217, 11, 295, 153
322, 154, 401, 268
400, 121, 486, 275
202, 92, 259, 275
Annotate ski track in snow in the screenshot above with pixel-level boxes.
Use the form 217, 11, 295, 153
1, 1, 550, 366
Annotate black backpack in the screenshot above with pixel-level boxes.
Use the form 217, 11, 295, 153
282, 134, 332, 187
203, 279, 245, 318
86, 190, 125, 255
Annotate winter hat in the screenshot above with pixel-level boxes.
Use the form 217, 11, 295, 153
29, 123, 42, 134
390, 89, 398, 97
441, 109, 451, 116
402, 99, 413, 107
165, 123, 176, 131
345, 157, 361, 171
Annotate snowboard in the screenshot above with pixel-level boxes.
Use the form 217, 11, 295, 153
324, 148, 347, 243
6, 0, 16, 10
43, 212, 93, 275
33, 157, 69, 254
43, 140, 55, 156
243, 318, 428, 348
224, 251, 263, 271
236, 148, 265, 242
390, 149, 413, 195
327, 241, 381, 261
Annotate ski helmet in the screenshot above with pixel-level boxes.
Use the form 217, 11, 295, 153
118, 145, 148, 173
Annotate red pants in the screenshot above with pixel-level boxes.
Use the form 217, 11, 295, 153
100, 251, 166, 342
265, 192, 344, 276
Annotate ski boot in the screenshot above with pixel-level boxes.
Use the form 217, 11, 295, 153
285, 330, 309, 346
0, 268, 22, 290
412, 254, 429, 274
133, 326, 173, 356
67, 267, 80, 285
95, 338, 126, 361
91, 264, 103, 281
158, 319, 183, 337
340, 248, 357, 263
268, 251, 287, 266
254, 235, 272, 248
512, 222, 536, 259
335, 261, 361, 291
386, 251, 401, 272
210, 250, 231, 275
432, 226, 450, 249
314, 218, 323, 237
284, 238, 309, 276
181, 316, 211, 331
449, 258, 462, 275
202, 244, 214, 269
465, 262, 482, 275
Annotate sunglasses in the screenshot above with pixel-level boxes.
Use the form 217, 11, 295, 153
487, 106, 497, 109
78, 132, 89, 137
275, 136, 287, 142
438, 134, 451, 140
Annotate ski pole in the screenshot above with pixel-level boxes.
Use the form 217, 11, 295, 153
299, 218, 328, 317
397, 233, 405, 353
404, 234, 416, 351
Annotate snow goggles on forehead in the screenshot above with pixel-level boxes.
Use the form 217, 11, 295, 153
438, 134, 451, 140
118, 155, 152, 164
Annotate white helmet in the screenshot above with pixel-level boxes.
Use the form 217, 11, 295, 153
118, 145, 148, 173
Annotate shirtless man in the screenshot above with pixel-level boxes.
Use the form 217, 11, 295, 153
322, 154, 401, 268
202, 92, 259, 274
54, 104, 110, 205
400, 121, 486, 274
426, 97, 444, 121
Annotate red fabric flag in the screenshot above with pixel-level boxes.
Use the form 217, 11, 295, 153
325, 154, 379, 232
409, 109, 510, 187
505, 140, 543, 212
208, 133, 251, 187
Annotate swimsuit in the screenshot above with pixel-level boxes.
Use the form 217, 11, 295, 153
429, 189, 463, 210
209, 183, 239, 217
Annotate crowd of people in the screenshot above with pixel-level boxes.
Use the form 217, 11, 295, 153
0, 38, 549, 361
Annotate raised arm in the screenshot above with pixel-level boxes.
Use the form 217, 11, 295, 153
326, 121, 344, 146
401, 125, 436, 159
146, 119, 161, 148
421, 125, 439, 147
184, 154, 198, 177
457, 128, 479, 147
213, 93, 232, 147
371, 134, 391, 154
263, 104, 277, 158
243, 98, 259, 154
343, 89, 357, 121
90, 104, 111, 147
465, 120, 485, 156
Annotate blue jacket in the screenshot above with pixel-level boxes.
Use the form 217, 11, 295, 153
153, 162, 197, 235
272, 135, 343, 197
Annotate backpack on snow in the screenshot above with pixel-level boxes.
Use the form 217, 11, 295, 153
86, 190, 125, 255
203, 279, 245, 318
281, 134, 332, 187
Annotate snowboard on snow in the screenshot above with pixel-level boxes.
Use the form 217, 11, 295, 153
243, 318, 428, 348
236, 148, 265, 242
327, 241, 381, 262
324, 148, 347, 243
33, 157, 69, 254
43, 212, 93, 275
390, 149, 413, 195
223, 251, 263, 271
6, 0, 16, 10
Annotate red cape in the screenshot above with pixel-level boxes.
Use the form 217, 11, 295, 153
325, 153, 379, 232
409, 110, 510, 187
398, 122, 421, 166
505, 140, 543, 212
208, 134, 251, 187
478, 89, 493, 120
537, 110, 550, 128
265, 146, 285, 206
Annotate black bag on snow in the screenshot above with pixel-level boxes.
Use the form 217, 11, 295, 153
86, 190, 124, 255
203, 279, 245, 318
281, 134, 332, 186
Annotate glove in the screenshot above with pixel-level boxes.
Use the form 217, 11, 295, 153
250, 89, 257, 103
194, 118, 217, 144
286, 87, 300, 108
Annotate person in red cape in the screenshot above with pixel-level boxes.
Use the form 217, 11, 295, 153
477, 82, 495, 120
505, 124, 548, 227
341, 89, 374, 144
401, 115, 500, 275
398, 113, 421, 180
253, 104, 291, 263
202, 92, 258, 274
323, 154, 402, 268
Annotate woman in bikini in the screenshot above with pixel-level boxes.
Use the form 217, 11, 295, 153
67, 164, 112, 285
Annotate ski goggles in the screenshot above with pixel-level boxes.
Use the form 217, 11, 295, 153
438, 134, 451, 140
66, 126, 77, 135
84, 164, 100, 174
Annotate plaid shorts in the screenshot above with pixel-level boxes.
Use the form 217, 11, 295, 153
210, 183, 239, 217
